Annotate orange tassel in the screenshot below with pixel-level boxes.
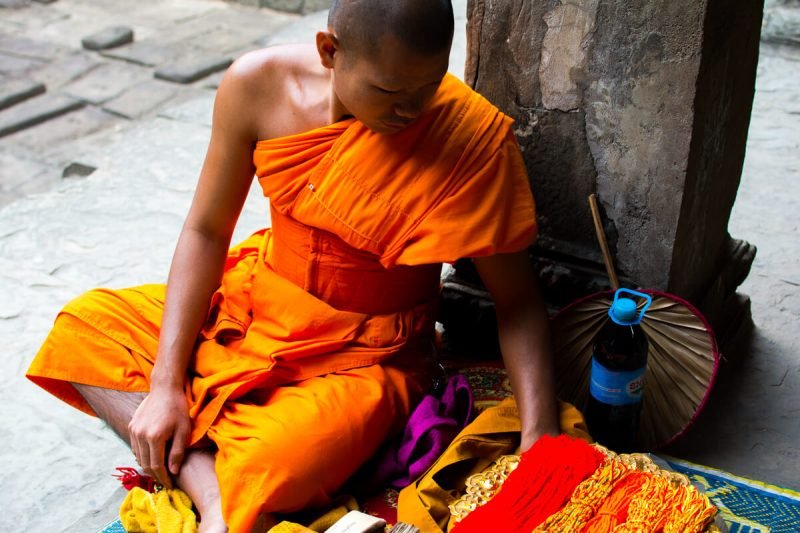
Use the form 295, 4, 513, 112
581, 472, 648, 531
533, 458, 631, 531
452, 435, 606, 533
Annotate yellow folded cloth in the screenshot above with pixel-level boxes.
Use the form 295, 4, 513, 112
268, 523, 316, 533
268, 495, 360, 533
120, 487, 198, 533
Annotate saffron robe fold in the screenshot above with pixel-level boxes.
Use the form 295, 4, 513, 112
26, 74, 537, 532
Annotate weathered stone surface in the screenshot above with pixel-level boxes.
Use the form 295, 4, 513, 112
0, 77, 45, 111
81, 26, 134, 51
466, 0, 763, 321
517, 108, 599, 262
4, 106, 123, 157
157, 91, 215, 127
0, 93, 83, 137
0, 51, 45, 74
101, 41, 184, 67
0, 0, 30, 7
260, 9, 328, 46
154, 57, 233, 84
0, 149, 50, 192
230, 0, 331, 13
31, 52, 99, 90
0, 34, 70, 60
62, 61, 150, 104
61, 162, 96, 178
303, 0, 332, 14
103, 79, 177, 119
762, 1, 800, 45
668, 0, 763, 305
260, 0, 304, 13
465, 0, 553, 111
539, 0, 599, 111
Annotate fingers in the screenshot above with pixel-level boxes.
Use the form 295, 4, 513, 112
129, 423, 173, 489
148, 436, 172, 490
168, 422, 190, 476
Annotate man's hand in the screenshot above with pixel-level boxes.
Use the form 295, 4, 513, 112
520, 419, 559, 453
128, 387, 191, 489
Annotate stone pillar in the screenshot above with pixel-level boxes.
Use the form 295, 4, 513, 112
448, 0, 761, 345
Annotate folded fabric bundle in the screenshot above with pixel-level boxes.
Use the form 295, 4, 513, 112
119, 486, 197, 533
451, 435, 719, 533
451, 435, 607, 533
367, 373, 474, 489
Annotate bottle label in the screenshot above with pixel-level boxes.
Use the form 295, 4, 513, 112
589, 358, 645, 406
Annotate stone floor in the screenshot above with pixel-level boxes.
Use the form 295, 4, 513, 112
0, 0, 797, 531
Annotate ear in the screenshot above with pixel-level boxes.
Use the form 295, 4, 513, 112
316, 31, 339, 69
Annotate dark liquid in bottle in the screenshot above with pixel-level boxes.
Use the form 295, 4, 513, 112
585, 319, 649, 452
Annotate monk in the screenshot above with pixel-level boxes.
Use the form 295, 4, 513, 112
27, 0, 559, 531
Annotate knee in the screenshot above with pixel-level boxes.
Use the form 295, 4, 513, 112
218, 437, 334, 513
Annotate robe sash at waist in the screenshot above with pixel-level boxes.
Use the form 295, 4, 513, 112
267, 208, 442, 316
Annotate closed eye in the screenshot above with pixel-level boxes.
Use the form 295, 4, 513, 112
374, 85, 399, 94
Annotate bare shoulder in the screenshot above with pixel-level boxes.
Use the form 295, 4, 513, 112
216, 44, 329, 141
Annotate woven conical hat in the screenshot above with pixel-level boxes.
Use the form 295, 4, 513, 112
550, 289, 719, 451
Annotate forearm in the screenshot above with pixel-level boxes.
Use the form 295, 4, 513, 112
151, 227, 231, 391
495, 290, 559, 450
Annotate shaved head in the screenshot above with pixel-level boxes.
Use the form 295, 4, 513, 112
328, 0, 454, 57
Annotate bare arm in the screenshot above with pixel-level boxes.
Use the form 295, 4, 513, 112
128, 54, 266, 487
473, 251, 560, 451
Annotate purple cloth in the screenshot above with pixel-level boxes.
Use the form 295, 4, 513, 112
369, 373, 473, 489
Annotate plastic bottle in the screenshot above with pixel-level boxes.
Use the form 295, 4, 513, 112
585, 288, 652, 452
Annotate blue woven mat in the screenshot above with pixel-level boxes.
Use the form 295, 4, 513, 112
661, 456, 800, 533
99, 458, 800, 532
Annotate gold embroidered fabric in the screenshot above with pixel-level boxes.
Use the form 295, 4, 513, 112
449, 445, 719, 533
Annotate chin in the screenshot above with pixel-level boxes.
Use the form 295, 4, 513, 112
372, 120, 412, 135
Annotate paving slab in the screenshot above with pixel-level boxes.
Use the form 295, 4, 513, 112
0, 0, 31, 7
0, 33, 72, 60
81, 25, 135, 51
0, 77, 45, 110
0, 148, 50, 191
30, 51, 101, 90
62, 60, 151, 105
155, 56, 233, 84
0, 50, 45, 75
0, 92, 84, 137
102, 79, 178, 119
157, 89, 215, 127
100, 40, 192, 67
4, 105, 125, 158
0, 1, 68, 32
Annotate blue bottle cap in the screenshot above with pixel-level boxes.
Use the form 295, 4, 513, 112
607, 288, 653, 325
610, 298, 638, 324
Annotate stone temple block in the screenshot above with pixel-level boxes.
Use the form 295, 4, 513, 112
456, 0, 762, 339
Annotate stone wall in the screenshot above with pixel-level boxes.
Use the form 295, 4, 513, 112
460, 0, 761, 331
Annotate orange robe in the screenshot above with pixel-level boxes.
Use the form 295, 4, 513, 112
26, 74, 537, 532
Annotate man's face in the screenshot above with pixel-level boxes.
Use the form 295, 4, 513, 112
333, 33, 450, 134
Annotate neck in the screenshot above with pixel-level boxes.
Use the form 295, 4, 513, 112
328, 72, 352, 124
